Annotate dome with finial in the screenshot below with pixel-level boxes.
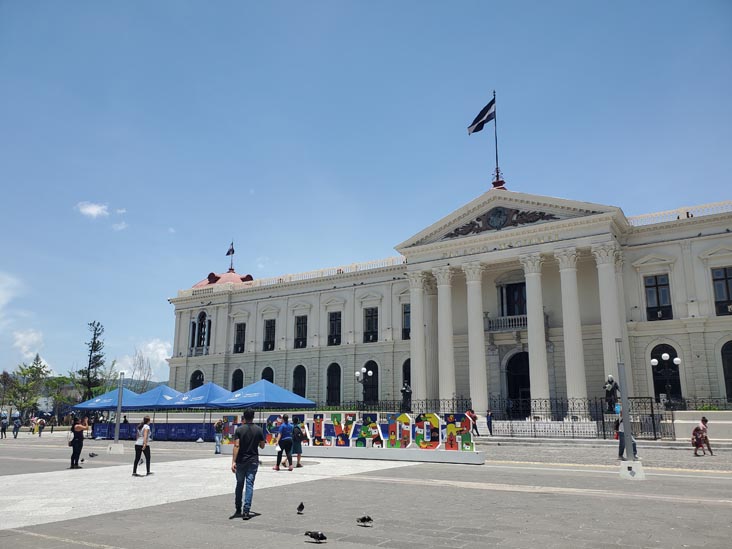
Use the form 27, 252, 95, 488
192, 268, 253, 288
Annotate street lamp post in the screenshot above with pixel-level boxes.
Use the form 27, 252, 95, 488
355, 367, 373, 403
650, 353, 681, 408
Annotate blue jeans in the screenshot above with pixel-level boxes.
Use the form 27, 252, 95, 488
618, 432, 637, 458
235, 461, 259, 513
214, 433, 222, 454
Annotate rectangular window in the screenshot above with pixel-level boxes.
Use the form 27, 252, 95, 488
189, 322, 196, 349
234, 323, 246, 354
328, 311, 341, 346
363, 307, 378, 343
502, 283, 527, 316
712, 267, 732, 316
263, 319, 276, 351
644, 274, 673, 321
402, 303, 411, 340
294, 315, 308, 349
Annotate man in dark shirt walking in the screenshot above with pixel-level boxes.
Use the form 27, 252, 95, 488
230, 409, 265, 520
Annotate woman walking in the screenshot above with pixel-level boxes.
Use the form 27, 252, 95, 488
132, 416, 153, 477
272, 414, 294, 471
69, 416, 88, 469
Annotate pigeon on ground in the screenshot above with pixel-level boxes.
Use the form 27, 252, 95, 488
304, 531, 327, 543
80, 459, 85, 463
297, 502, 304, 514
356, 515, 373, 526
88, 452, 98, 458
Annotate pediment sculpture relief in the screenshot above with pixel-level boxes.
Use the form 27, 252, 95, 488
443, 206, 559, 239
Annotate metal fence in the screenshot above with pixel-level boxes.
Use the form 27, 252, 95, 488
317, 398, 474, 415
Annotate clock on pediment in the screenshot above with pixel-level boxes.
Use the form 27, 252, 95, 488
443, 206, 559, 239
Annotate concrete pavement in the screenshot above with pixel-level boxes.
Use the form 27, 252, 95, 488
1, 436, 731, 548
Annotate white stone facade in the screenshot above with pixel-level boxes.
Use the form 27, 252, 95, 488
168, 190, 732, 410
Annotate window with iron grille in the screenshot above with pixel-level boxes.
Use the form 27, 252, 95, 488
234, 322, 246, 353
644, 274, 673, 321
294, 315, 307, 349
196, 312, 208, 347
263, 319, 276, 351
328, 311, 341, 346
402, 303, 411, 340
363, 307, 378, 343
712, 267, 732, 316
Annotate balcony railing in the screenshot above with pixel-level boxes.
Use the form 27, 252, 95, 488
485, 314, 528, 332
627, 200, 732, 226
188, 346, 209, 357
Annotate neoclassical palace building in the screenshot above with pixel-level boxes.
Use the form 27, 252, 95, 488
167, 189, 732, 413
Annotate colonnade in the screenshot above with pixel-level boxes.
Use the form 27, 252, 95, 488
407, 242, 625, 414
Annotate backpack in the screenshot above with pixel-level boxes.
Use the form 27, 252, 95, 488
293, 425, 303, 442
613, 419, 620, 431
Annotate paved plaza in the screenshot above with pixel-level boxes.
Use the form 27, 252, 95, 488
1, 434, 731, 548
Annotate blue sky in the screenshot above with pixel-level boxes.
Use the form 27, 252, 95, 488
1, 1, 730, 381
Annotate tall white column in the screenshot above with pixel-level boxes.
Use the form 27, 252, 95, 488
432, 266, 456, 401
519, 253, 551, 400
554, 248, 588, 404
463, 262, 488, 413
424, 277, 439, 400
615, 253, 634, 396
406, 272, 427, 401
592, 242, 622, 381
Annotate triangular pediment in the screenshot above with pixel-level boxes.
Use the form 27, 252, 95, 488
700, 245, 732, 262
631, 254, 676, 269
395, 189, 622, 252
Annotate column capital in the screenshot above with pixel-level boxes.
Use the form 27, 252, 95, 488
519, 253, 544, 274
462, 262, 485, 282
432, 266, 454, 286
406, 271, 426, 290
554, 247, 578, 270
424, 276, 437, 294
591, 242, 619, 265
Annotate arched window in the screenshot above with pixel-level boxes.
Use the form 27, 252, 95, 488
261, 367, 274, 383
190, 370, 204, 390
196, 311, 211, 348
293, 365, 306, 397
506, 352, 530, 419
722, 341, 732, 402
402, 359, 411, 385
327, 363, 341, 406
363, 360, 379, 404
650, 344, 682, 402
231, 369, 244, 391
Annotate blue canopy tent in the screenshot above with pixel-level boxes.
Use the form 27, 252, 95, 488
72, 388, 141, 411
162, 382, 231, 409
209, 379, 316, 409
127, 385, 182, 410
159, 382, 232, 441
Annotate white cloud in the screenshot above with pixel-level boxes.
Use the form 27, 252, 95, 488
116, 339, 172, 382
12, 329, 43, 361
115, 208, 127, 214
256, 256, 271, 270
112, 221, 129, 231
168, 227, 176, 234
76, 201, 109, 218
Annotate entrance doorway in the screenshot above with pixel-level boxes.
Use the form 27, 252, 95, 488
506, 352, 530, 418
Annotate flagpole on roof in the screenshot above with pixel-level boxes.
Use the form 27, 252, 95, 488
467, 91, 506, 190
492, 90, 502, 184
226, 241, 235, 272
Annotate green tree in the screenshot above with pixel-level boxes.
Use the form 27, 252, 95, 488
46, 375, 74, 419
8, 354, 51, 418
75, 321, 105, 401
0, 370, 13, 409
